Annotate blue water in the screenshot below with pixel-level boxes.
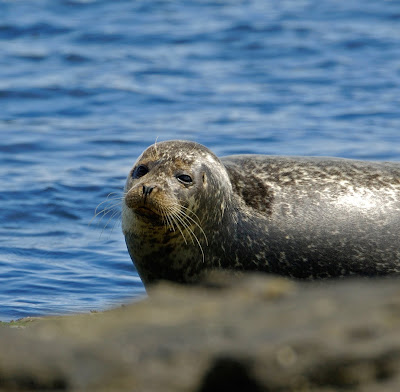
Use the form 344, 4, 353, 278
1, 0, 400, 321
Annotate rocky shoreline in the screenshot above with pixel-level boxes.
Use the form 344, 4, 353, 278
2, 272, 400, 391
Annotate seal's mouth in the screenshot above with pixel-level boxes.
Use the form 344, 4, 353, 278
134, 206, 162, 220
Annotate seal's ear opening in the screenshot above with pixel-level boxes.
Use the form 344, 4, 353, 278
202, 172, 207, 187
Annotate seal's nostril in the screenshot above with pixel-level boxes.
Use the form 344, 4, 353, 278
143, 185, 154, 196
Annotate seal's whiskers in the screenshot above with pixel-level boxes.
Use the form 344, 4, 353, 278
170, 209, 196, 246
174, 207, 209, 246
166, 205, 207, 263
152, 136, 160, 160
91, 192, 124, 233
179, 205, 205, 230
93, 193, 123, 217
105, 208, 122, 233
94, 201, 122, 219
171, 209, 205, 263
160, 206, 175, 233
168, 212, 189, 245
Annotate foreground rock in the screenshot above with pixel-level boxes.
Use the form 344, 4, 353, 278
2, 273, 400, 391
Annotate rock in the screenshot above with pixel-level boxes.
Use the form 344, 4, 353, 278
1, 273, 400, 391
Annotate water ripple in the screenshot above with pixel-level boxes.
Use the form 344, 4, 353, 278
0, 0, 400, 321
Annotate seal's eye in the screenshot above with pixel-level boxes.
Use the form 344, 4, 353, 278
133, 165, 149, 179
176, 174, 193, 185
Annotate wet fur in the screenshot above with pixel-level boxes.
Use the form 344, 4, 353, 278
123, 140, 400, 286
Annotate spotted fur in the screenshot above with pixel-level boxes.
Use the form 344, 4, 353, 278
122, 140, 400, 286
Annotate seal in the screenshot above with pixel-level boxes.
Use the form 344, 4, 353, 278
122, 140, 400, 286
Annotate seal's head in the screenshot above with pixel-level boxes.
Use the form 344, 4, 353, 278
122, 140, 232, 284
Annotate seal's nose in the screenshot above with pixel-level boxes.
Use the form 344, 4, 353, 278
142, 185, 156, 205
142, 185, 154, 196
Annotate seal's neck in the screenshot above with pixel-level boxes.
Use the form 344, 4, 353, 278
124, 213, 212, 285
212, 198, 272, 272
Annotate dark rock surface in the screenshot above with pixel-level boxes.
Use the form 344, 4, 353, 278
2, 272, 400, 391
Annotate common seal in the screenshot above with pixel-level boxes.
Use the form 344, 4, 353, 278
122, 140, 400, 286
